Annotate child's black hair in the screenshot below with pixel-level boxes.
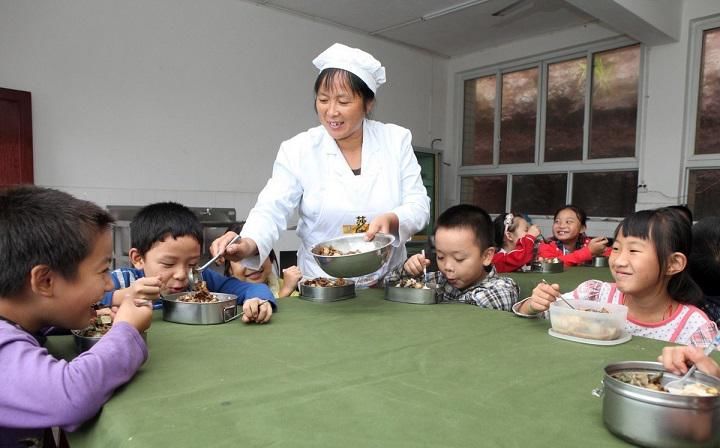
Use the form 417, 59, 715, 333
492, 212, 523, 249
0, 186, 114, 298
614, 207, 703, 305
667, 204, 693, 224
436, 204, 494, 251
689, 217, 720, 297
223, 222, 279, 277
130, 202, 203, 256
314, 68, 375, 115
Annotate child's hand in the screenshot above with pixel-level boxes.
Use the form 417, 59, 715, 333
588, 237, 608, 256
242, 298, 273, 324
130, 276, 163, 302
280, 266, 302, 297
658, 346, 720, 377
522, 282, 561, 314
114, 296, 153, 334
528, 225, 541, 238
403, 253, 429, 276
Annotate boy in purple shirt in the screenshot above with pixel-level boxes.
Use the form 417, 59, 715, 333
100, 202, 276, 323
0, 187, 153, 447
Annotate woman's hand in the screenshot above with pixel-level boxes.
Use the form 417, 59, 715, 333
588, 237, 608, 256
242, 298, 273, 324
209, 232, 258, 263
403, 253, 429, 277
365, 213, 399, 241
280, 266, 302, 297
658, 346, 720, 377
520, 282, 561, 315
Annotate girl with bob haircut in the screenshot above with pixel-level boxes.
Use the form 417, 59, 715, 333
514, 207, 717, 345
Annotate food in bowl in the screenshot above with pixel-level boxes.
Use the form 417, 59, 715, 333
549, 299, 627, 341
303, 277, 348, 287
76, 313, 113, 338
611, 371, 720, 397
312, 245, 361, 256
394, 278, 430, 289
538, 257, 561, 263
178, 281, 219, 303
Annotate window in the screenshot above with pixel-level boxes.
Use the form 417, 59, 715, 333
459, 41, 641, 218
686, 24, 720, 219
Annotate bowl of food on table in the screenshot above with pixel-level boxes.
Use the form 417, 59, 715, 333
72, 312, 147, 353
299, 277, 355, 302
162, 281, 239, 324
310, 232, 395, 278
531, 257, 564, 273
593, 361, 720, 447
385, 278, 438, 305
548, 299, 629, 344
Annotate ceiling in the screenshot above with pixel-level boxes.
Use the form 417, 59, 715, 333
246, 0, 599, 57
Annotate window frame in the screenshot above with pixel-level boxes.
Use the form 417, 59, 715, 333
456, 36, 644, 219
682, 17, 720, 209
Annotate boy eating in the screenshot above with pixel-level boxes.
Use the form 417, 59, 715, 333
0, 186, 152, 446
386, 204, 519, 310
101, 202, 276, 323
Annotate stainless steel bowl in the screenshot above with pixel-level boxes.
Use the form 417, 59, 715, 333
162, 292, 239, 325
594, 361, 720, 447
530, 261, 564, 273
591, 256, 609, 267
299, 280, 356, 302
310, 233, 395, 278
71, 329, 147, 353
385, 284, 438, 305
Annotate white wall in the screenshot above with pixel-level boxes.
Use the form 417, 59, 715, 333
442, 1, 720, 237
0, 0, 446, 252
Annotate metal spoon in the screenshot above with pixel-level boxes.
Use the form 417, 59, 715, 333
541, 279, 576, 310
421, 249, 429, 284
188, 233, 242, 289
665, 333, 720, 394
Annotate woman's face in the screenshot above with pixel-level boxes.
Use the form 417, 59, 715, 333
229, 257, 272, 285
552, 209, 584, 245
315, 76, 370, 144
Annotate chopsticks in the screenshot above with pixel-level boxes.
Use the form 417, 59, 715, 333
541, 278, 576, 310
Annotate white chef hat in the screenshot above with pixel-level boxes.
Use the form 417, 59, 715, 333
312, 43, 387, 94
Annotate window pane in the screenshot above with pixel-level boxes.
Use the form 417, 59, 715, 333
572, 171, 638, 217
589, 45, 640, 159
545, 58, 586, 162
688, 169, 720, 219
462, 76, 495, 165
500, 68, 538, 164
696, 28, 720, 155
511, 173, 567, 215
460, 175, 506, 214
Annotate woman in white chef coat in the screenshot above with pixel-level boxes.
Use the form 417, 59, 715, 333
211, 43, 430, 285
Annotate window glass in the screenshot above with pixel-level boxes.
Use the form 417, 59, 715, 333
511, 173, 567, 215
545, 58, 586, 162
572, 171, 638, 217
687, 169, 720, 219
460, 175, 506, 214
695, 27, 720, 155
589, 45, 640, 159
500, 68, 538, 164
462, 76, 495, 165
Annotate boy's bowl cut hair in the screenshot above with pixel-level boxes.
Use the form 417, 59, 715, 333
0, 186, 113, 298
613, 207, 703, 305
130, 202, 203, 256
436, 204, 494, 251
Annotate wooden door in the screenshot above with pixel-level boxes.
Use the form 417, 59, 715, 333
0, 87, 33, 186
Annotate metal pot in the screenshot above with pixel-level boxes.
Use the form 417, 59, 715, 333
71, 329, 147, 353
385, 284, 438, 305
593, 361, 720, 447
299, 281, 355, 302
162, 292, 239, 325
592, 256, 609, 267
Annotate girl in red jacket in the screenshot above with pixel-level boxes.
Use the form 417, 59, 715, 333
537, 205, 609, 266
492, 212, 542, 272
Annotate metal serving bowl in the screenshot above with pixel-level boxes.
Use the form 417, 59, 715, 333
310, 233, 395, 278
299, 280, 356, 302
162, 292, 239, 325
594, 361, 720, 447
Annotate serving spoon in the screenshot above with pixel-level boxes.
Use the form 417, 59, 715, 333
188, 233, 242, 290
665, 333, 720, 394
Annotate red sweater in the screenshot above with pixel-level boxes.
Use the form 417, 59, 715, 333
493, 234, 537, 273
537, 236, 611, 267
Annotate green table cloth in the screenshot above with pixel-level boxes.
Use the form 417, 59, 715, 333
504, 266, 614, 298
48, 288, 671, 448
